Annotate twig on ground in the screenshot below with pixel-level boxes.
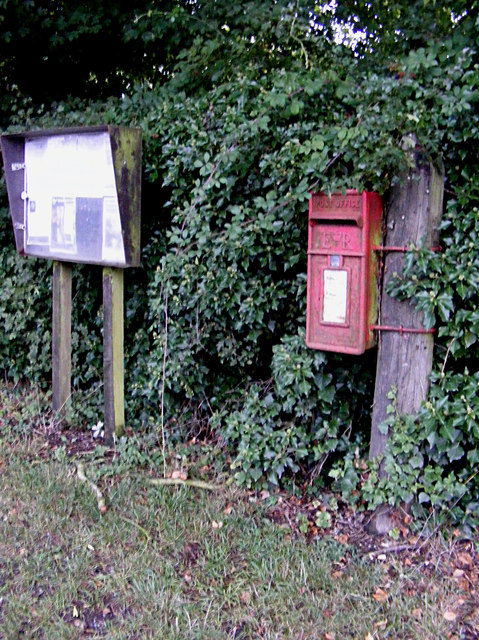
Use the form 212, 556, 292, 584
76, 462, 108, 514
149, 477, 225, 491
364, 543, 420, 557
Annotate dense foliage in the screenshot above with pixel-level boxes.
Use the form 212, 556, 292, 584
1, 0, 478, 528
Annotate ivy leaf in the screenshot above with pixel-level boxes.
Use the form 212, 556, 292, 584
447, 444, 465, 462
436, 294, 454, 322
378, 421, 390, 435
440, 425, 460, 443
409, 454, 424, 469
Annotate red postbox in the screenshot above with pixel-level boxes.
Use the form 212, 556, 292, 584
306, 190, 382, 355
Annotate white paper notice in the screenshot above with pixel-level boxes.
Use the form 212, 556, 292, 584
322, 269, 348, 324
23, 132, 126, 265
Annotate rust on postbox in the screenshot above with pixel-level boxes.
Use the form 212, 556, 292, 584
306, 190, 382, 355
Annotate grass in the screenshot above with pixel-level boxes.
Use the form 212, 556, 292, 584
0, 384, 475, 639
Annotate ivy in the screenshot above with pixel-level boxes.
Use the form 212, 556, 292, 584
215, 330, 371, 489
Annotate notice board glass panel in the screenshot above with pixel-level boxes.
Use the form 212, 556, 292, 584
24, 132, 126, 265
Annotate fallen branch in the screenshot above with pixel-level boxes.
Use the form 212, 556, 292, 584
76, 462, 108, 514
149, 477, 225, 491
364, 543, 419, 557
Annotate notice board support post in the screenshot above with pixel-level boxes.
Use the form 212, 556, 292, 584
103, 267, 125, 445
52, 261, 72, 422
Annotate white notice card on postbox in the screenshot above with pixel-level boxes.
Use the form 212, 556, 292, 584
322, 269, 348, 324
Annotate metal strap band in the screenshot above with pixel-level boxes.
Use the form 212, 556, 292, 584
372, 245, 441, 252
370, 324, 435, 335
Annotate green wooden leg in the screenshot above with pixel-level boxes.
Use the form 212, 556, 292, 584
52, 261, 72, 422
103, 267, 125, 445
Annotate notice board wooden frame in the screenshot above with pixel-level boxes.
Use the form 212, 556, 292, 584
1, 126, 142, 444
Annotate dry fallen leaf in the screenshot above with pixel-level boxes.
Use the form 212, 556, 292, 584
374, 619, 387, 630
411, 608, 422, 620
372, 587, 388, 602
171, 469, 187, 481
443, 610, 457, 621
457, 552, 473, 568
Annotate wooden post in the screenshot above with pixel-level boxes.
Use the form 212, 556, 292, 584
52, 261, 72, 422
368, 149, 444, 533
103, 267, 125, 445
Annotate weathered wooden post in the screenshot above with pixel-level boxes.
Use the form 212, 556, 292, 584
103, 267, 125, 445
52, 261, 72, 420
368, 145, 444, 532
